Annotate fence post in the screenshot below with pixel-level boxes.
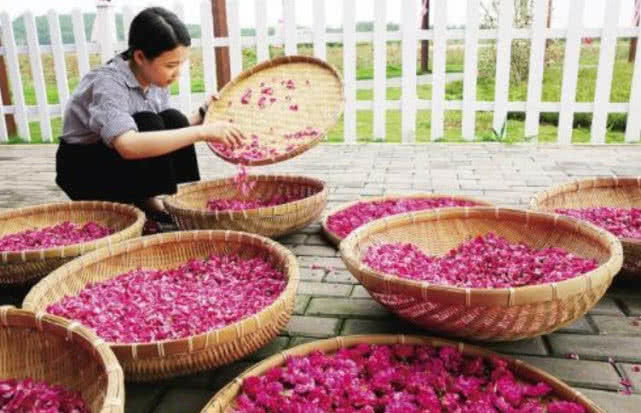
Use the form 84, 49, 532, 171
0, 37, 16, 136
212, 0, 231, 90
93, 0, 117, 64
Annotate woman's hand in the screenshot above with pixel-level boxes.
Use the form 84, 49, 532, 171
198, 121, 246, 149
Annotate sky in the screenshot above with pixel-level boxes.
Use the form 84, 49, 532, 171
3, 0, 639, 29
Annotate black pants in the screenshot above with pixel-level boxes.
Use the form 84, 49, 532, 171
56, 109, 200, 203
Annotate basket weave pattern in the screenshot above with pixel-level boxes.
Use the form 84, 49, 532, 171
205, 55, 343, 166
339, 208, 623, 341
0, 201, 145, 284
321, 193, 493, 247
530, 176, 641, 279
202, 334, 603, 413
164, 175, 327, 238
22, 230, 299, 382
0, 306, 125, 412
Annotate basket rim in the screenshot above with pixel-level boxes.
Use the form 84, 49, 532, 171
339, 207, 623, 306
0, 201, 146, 265
202, 334, 603, 413
321, 193, 494, 247
163, 174, 328, 219
529, 175, 641, 245
22, 230, 299, 360
0, 305, 125, 413
205, 55, 344, 166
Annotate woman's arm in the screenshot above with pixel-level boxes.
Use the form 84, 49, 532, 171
113, 121, 244, 160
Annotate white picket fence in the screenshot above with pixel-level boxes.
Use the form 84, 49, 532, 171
0, 0, 640, 144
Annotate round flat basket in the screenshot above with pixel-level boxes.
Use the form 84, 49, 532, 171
339, 207, 622, 342
23, 230, 299, 382
205, 55, 343, 166
0, 306, 124, 412
202, 334, 603, 413
163, 175, 327, 238
322, 193, 493, 247
0, 201, 145, 285
530, 176, 641, 279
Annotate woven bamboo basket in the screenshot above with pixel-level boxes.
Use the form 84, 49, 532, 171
163, 175, 327, 238
204, 55, 343, 166
0, 201, 145, 285
22, 230, 299, 382
339, 207, 623, 342
202, 334, 603, 413
530, 176, 641, 279
0, 305, 124, 412
321, 193, 493, 247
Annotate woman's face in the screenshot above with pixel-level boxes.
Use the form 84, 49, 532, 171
133, 45, 189, 88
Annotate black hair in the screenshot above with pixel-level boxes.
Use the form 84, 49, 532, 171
121, 7, 191, 60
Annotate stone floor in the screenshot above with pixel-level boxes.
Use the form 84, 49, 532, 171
1, 143, 641, 412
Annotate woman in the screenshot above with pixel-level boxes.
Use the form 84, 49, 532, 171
56, 7, 243, 221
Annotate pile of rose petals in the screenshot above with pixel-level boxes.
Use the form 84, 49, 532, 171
210, 78, 323, 163
0, 378, 89, 413
362, 233, 598, 288
47, 254, 287, 343
232, 343, 586, 413
327, 198, 479, 238
0, 222, 113, 252
555, 207, 641, 239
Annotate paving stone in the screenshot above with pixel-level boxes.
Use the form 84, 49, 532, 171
304, 234, 332, 246
341, 318, 422, 335
518, 356, 621, 391
548, 334, 641, 362
153, 388, 213, 413
297, 282, 352, 297
210, 362, 254, 393
324, 270, 358, 284
286, 316, 340, 338
297, 256, 345, 270
619, 363, 641, 393
350, 285, 373, 298
307, 298, 388, 318
293, 245, 338, 257
578, 388, 641, 413
619, 296, 641, 317
593, 316, 641, 336
294, 295, 310, 315
244, 336, 289, 362
299, 268, 325, 282
557, 316, 595, 334
125, 383, 167, 413
276, 233, 307, 245
289, 336, 319, 347
589, 297, 624, 316
486, 337, 548, 356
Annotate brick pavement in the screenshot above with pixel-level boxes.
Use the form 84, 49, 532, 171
1, 143, 641, 412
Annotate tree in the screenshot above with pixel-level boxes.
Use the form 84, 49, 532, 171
479, 0, 536, 83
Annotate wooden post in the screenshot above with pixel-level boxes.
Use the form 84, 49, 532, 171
420, 0, 430, 73
0, 38, 16, 136
212, 0, 231, 90
630, 0, 640, 62
545, 0, 553, 53
546, 0, 553, 28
